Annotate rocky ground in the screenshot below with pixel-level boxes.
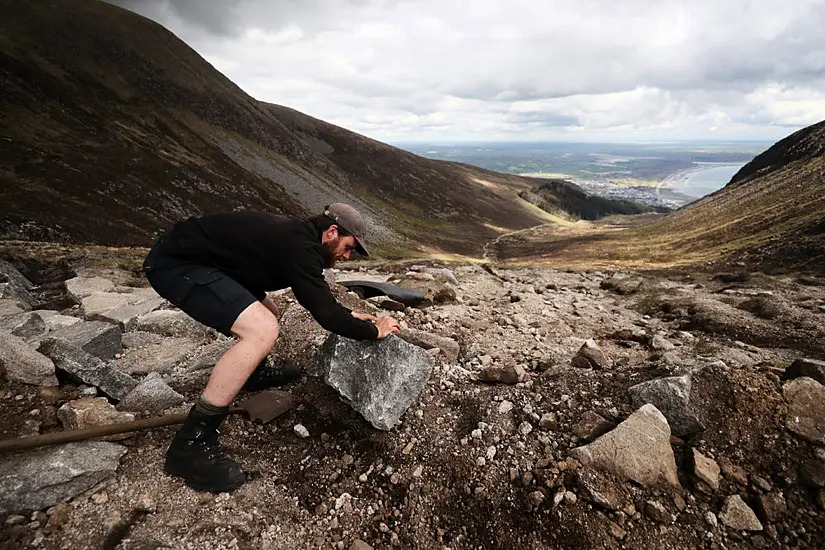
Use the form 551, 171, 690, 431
1, 253, 825, 550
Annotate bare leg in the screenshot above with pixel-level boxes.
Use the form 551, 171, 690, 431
201, 301, 279, 407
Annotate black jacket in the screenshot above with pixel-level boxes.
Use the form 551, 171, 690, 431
158, 211, 378, 340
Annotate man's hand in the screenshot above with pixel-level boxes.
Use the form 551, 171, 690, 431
374, 316, 401, 338
351, 311, 378, 322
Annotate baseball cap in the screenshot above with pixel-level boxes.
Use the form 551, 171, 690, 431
323, 203, 369, 256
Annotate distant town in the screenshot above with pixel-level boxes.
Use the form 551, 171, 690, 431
397, 141, 769, 209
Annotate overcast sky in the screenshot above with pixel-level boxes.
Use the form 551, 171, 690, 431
107, 0, 825, 144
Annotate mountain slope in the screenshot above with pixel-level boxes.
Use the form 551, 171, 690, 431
1, 0, 626, 257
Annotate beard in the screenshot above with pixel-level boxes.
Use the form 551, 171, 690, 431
323, 237, 339, 268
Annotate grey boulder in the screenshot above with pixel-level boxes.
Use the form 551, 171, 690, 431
784, 377, 825, 445
314, 334, 434, 430
0, 329, 58, 386
39, 338, 136, 400
0, 441, 126, 514
118, 372, 185, 414
569, 404, 680, 489
628, 373, 704, 437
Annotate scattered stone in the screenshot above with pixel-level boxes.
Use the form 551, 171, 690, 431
478, 364, 527, 385
366, 296, 406, 312
49, 320, 123, 360
571, 410, 615, 442
783, 377, 825, 444
113, 337, 201, 375
719, 495, 762, 531
0, 329, 58, 386
398, 327, 460, 362
574, 469, 626, 511
89, 296, 165, 330
498, 400, 514, 414
58, 397, 135, 441
45, 503, 71, 533
519, 421, 533, 436
0, 441, 126, 515
719, 457, 749, 486
627, 373, 704, 437
751, 474, 772, 492
608, 521, 627, 540
650, 335, 675, 351
528, 490, 545, 507
783, 357, 825, 386
117, 372, 185, 414
294, 424, 310, 438
644, 500, 672, 524
350, 540, 373, 550
539, 412, 557, 430
692, 449, 720, 491
705, 511, 718, 528
135, 310, 215, 339
569, 404, 680, 488
571, 339, 611, 369
755, 492, 787, 523
39, 338, 137, 400
600, 274, 644, 295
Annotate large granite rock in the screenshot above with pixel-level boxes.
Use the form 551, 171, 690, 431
118, 372, 185, 413
628, 373, 705, 437
49, 320, 122, 360
39, 338, 136, 400
314, 334, 434, 430
398, 327, 460, 363
783, 377, 825, 445
569, 404, 680, 489
0, 441, 126, 514
0, 329, 58, 386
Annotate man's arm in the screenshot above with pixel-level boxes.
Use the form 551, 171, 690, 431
260, 295, 280, 319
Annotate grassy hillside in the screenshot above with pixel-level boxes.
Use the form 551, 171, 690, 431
489, 120, 825, 274
0, 0, 638, 258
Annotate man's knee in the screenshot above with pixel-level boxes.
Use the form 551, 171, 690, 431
232, 303, 279, 348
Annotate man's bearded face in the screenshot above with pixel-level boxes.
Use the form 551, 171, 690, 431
323, 235, 357, 268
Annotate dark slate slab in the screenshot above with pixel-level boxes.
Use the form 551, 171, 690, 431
337, 280, 426, 307
39, 338, 136, 400
49, 320, 122, 360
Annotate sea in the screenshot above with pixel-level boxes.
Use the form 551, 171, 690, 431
668, 163, 747, 199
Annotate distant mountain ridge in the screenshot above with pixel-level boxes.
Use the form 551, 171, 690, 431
0, 0, 642, 257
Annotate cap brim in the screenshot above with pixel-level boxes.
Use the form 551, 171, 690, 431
354, 236, 369, 257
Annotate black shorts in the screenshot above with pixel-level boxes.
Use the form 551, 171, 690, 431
142, 242, 257, 336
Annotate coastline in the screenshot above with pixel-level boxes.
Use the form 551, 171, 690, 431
656, 162, 745, 200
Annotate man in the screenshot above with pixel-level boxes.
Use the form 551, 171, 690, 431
143, 203, 401, 492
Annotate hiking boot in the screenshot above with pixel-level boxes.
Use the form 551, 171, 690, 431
164, 406, 245, 492
241, 361, 301, 392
